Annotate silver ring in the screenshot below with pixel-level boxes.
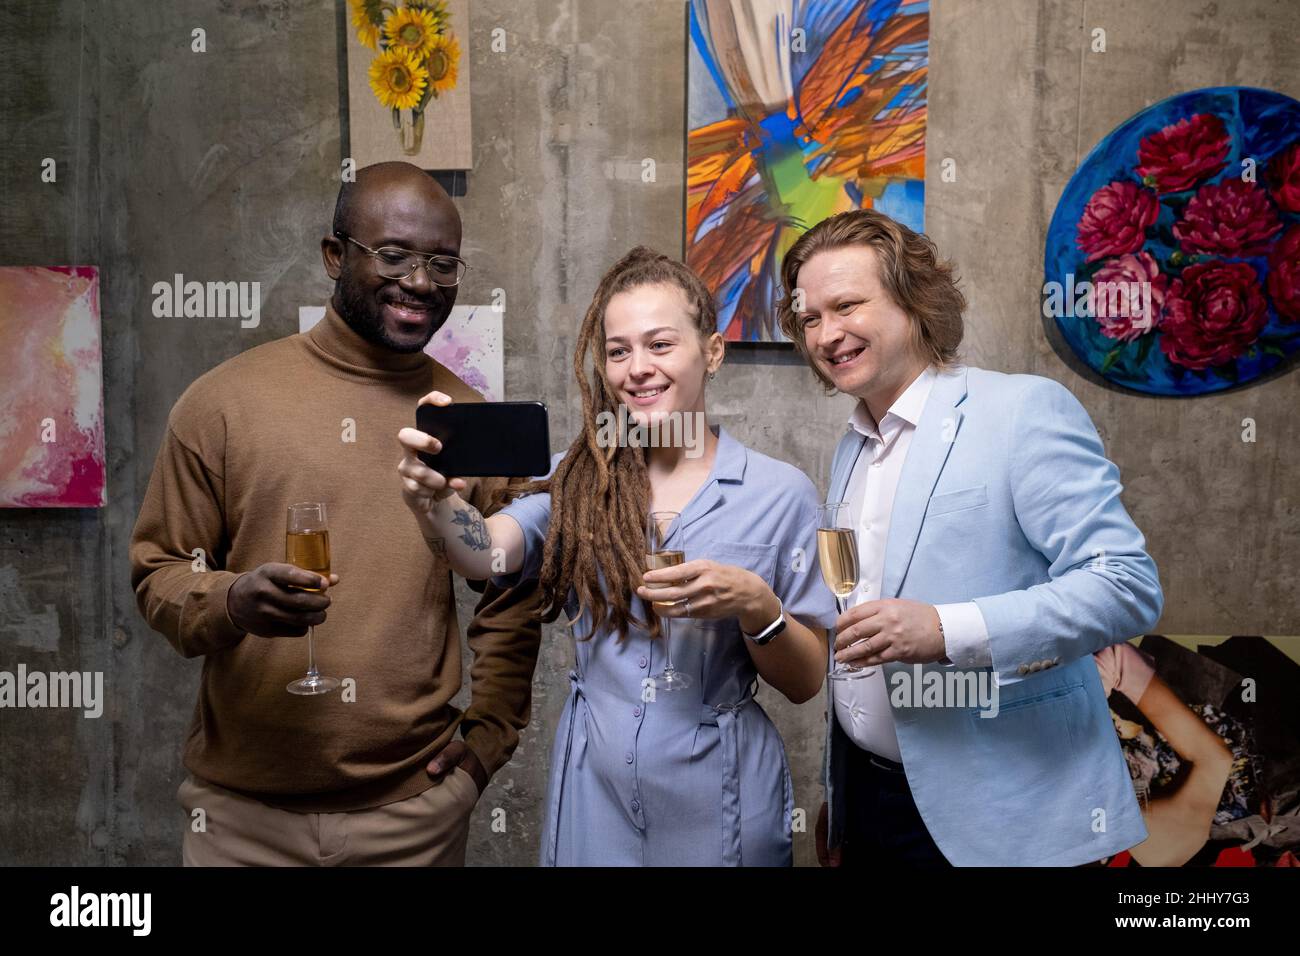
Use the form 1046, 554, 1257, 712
684, 598, 691, 617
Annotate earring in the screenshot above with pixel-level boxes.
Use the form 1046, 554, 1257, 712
708, 371, 716, 381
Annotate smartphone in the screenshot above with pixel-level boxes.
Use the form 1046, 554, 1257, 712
415, 401, 551, 477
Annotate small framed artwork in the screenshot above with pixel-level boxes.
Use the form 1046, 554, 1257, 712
344, 0, 473, 169
0, 266, 106, 508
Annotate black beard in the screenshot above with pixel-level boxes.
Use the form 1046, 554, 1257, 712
333, 273, 446, 354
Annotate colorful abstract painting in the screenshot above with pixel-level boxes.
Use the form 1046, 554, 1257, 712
0, 267, 106, 508
685, 0, 928, 342
1044, 87, 1300, 395
298, 304, 503, 400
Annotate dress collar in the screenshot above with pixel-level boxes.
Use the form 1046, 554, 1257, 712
710, 424, 746, 483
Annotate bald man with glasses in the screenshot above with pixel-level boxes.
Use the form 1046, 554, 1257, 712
130, 162, 543, 866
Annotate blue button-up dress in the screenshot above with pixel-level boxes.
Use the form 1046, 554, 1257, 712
494, 426, 837, 866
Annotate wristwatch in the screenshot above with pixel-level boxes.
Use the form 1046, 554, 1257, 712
742, 600, 787, 646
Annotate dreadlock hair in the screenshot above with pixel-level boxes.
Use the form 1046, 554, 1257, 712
497, 246, 720, 642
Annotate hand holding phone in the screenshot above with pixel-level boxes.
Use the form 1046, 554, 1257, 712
396, 390, 538, 581
397, 393, 465, 522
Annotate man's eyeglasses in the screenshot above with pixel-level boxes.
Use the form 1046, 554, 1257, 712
335, 233, 468, 286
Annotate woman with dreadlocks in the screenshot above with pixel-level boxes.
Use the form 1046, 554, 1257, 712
396, 247, 837, 866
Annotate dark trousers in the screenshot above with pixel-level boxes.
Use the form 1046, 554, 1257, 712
842, 744, 951, 868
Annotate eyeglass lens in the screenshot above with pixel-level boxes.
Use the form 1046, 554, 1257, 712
372, 247, 464, 283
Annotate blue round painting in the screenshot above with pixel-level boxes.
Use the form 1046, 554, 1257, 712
1044, 87, 1300, 395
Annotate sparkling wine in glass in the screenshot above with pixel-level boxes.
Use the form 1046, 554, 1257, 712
285, 502, 340, 696
644, 548, 686, 605
646, 510, 691, 692
818, 502, 874, 681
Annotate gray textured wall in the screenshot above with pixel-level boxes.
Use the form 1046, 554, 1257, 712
0, 0, 1296, 866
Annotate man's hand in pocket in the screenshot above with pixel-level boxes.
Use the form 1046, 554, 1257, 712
427, 739, 488, 795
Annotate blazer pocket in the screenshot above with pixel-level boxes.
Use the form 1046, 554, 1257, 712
925, 484, 989, 518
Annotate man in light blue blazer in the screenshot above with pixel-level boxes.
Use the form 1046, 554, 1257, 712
777, 209, 1162, 867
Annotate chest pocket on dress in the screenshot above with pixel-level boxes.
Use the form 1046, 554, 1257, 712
703, 540, 778, 588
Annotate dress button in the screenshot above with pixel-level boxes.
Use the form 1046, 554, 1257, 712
633, 706, 642, 717
638, 656, 648, 668
631, 800, 640, 812
625, 751, 634, 764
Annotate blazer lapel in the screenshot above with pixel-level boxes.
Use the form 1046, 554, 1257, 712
827, 430, 867, 506
882, 366, 969, 598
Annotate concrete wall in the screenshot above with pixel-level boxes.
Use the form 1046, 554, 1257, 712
0, 0, 1295, 866
930, 0, 1300, 638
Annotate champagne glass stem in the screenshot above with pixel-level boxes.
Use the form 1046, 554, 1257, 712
306, 626, 318, 679
830, 592, 868, 678
832, 593, 841, 667
662, 613, 673, 672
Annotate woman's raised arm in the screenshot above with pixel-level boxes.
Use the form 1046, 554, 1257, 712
395, 391, 526, 580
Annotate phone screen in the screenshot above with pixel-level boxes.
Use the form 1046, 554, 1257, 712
416, 401, 551, 478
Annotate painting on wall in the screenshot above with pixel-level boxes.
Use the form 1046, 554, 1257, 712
685, 0, 928, 342
298, 304, 503, 400
345, 0, 472, 169
1044, 87, 1300, 396
1096, 636, 1300, 868
0, 266, 106, 508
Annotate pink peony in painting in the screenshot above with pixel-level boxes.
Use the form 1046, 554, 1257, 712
1045, 87, 1300, 395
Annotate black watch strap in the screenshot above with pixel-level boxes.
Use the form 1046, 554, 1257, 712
744, 606, 787, 645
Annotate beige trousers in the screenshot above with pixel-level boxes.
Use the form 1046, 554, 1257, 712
177, 770, 479, 866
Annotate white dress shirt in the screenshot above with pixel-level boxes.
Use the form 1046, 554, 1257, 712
833, 365, 991, 762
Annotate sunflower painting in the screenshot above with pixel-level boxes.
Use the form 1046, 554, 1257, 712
686, 0, 928, 342
345, 0, 472, 169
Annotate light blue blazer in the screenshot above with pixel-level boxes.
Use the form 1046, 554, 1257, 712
824, 365, 1161, 866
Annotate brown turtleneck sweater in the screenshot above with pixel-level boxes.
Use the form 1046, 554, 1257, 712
129, 304, 542, 812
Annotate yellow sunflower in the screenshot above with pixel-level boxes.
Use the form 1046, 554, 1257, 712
406, 0, 451, 33
425, 32, 460, 97
348, 0, 383, 50
368, 47, 428, 111
384, 7, 440, 58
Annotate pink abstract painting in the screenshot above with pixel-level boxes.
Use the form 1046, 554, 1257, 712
0, 266, 106, 507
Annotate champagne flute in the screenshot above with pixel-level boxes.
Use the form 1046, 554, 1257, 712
285, 502, 341, 696
818, 502, 874, 681
645, 510, 691, 692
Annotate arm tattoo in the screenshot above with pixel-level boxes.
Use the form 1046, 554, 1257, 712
451, 507, 491, 551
